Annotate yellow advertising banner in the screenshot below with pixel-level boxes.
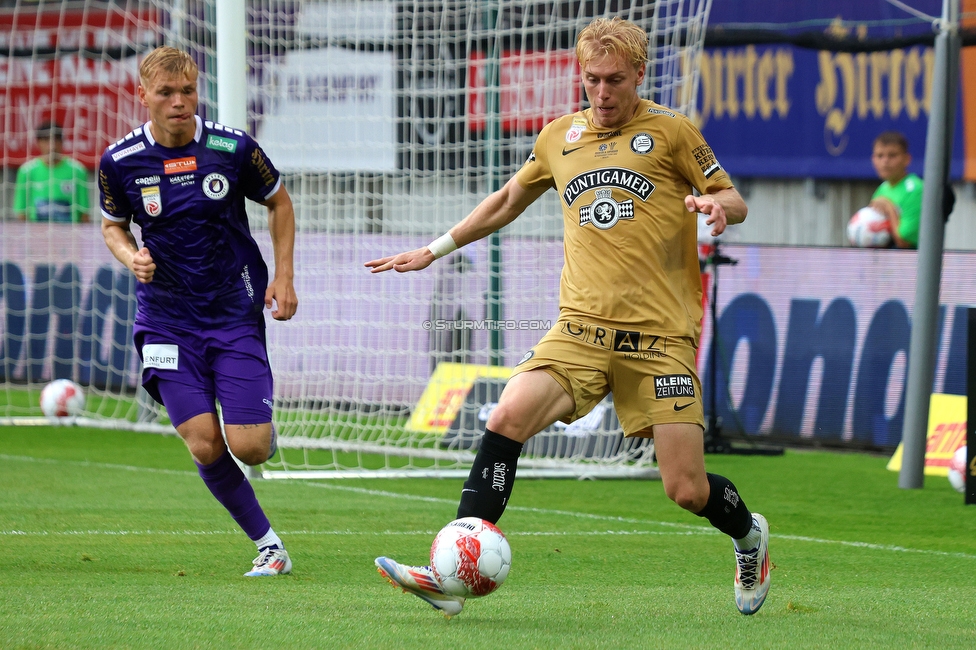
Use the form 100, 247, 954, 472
405, 363, 512, 434
887, 394, 968, 477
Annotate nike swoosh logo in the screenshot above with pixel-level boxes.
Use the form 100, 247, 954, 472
461, 489, 477, 494
562, 146, 583, 155
673, 402, 695, 411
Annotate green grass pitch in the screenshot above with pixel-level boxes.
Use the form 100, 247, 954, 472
1, 425, 974, 649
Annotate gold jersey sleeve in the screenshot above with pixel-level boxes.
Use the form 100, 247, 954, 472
515, 99, 733, 340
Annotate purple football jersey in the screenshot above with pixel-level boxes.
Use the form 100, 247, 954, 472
98, 116, 281, 328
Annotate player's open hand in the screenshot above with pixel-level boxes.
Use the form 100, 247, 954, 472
265, 276, 298, 321
364, 247, 435, 273
685, 194, 728, 236
131, 247, 156, 284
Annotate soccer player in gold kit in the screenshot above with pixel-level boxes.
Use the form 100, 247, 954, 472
367, 17, 770, 617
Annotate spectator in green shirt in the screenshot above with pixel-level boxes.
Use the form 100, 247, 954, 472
13, 121, 90, 223
869, 131, 922, 249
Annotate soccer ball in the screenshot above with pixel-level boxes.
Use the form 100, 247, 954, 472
847, 206, 892, 248
430, 517, 512, 598
40, 379, 86, 418
948, 445, 967, 493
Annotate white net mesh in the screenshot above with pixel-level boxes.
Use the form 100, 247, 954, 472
1, 0, 712, 478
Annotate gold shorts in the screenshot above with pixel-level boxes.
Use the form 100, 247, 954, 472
512, 318, 703, 435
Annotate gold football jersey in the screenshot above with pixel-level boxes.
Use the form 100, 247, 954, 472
515, 99, 734, 340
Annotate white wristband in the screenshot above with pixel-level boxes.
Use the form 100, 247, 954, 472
427, 233, 458, 259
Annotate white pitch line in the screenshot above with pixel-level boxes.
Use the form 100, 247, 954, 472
0, 529, 698, 538
1, 529, 239, 536
5, 454, 976, 561
297, 480, 715, 531
0, 454, 197, 477
773, 534, 976, 560
2, 528, 975, 560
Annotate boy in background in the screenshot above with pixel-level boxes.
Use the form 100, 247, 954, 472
869, 131, 922, 249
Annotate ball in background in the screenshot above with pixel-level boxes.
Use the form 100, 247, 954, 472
847, 206, 892, 248
40, 379, 86, 418
947, 445, 967, 494
430, 517, 512, 598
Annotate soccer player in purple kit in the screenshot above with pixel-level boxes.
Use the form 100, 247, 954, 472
98, 47, 298, 577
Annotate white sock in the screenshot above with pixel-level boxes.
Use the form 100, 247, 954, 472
732, 519, 761, 552
254, 527, 283, 551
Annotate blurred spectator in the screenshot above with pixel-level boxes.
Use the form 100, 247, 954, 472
868, 131, 921, 249
13, 121, 90, 223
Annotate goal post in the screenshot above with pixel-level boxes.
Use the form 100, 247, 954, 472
1, 0, 714, 480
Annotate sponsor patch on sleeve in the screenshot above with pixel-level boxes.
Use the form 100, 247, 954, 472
99, 169, 121, 215
653, 374, 695, 399
692, 144, 722, 178
249, 148, 277, 189
142, 344, 179, 370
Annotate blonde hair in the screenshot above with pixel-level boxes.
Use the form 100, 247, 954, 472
139, 46, 199, 87
576, 17, 649, 70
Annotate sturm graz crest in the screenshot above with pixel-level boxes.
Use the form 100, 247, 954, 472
630, 132, 654, 154
579, 189, 634, 230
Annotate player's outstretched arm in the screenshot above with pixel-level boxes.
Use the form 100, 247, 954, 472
685, 187, 748, 237
102, 217, 155, 283
261, 186, 298, 321
365, 176, 546, 274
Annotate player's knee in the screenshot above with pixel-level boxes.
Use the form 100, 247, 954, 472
485, 403, 514, 436
225, 438, 265, 466
179, 429, 225, 465
485, 402, 530, 442
664, 479, 708, 513
224, 423, 274, 465
186, 439, 224, 466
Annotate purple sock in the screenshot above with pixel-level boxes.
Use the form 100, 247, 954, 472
196, 450, 271, 542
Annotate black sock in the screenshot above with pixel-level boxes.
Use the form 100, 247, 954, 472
456, 429, 523, 524
694, 473, 753, 539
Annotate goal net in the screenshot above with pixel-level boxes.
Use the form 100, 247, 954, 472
1, 0, 713, 479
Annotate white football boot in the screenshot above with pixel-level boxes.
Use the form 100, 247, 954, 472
245, 546, 292, 577
733, 513, 770, 615
375, 556, 465, 618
